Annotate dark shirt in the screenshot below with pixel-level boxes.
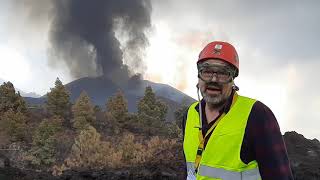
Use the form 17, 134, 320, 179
182, 92, 294, 180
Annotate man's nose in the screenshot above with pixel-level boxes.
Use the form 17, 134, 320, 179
210, 73, 218, 82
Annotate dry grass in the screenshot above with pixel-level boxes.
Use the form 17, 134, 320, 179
52, 126, 179, 176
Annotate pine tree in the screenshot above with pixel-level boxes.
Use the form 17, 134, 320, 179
1, 109, 27, 142
28, 116, 63, 167
0, 82, 28, 142
137, 86, 168, 135
174, 104, 189, 129
0, 81, 27, 115
105, 90, 129, 133
72, 91, 96, 130
106, 90, 128, 122
138, 86, 168, 121
46, 78, 70, 119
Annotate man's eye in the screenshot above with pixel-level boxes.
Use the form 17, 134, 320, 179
202, 70, 212, 76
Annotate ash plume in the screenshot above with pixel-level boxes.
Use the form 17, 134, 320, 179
11, 0, 152, 83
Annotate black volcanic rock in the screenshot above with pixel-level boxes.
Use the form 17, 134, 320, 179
0, 167, 181, 180
0, 167, 58, 180
284, 131, 320, 179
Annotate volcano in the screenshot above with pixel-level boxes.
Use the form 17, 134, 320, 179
25, 76, 195, 120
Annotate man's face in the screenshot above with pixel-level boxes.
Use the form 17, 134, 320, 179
198, 59, 234, 107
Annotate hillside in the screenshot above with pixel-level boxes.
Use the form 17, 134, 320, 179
25, 76, 196, 120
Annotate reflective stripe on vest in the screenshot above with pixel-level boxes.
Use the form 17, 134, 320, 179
184, 95, 261, 180
186, 162, 261, 180
199, 165, 261, 180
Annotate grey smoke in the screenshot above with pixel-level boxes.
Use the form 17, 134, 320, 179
11, 0, 152, 83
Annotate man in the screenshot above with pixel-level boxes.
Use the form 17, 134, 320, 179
182, 41, 293, 180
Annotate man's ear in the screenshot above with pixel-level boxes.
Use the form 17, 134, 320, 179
232, 83, 239, 91
230, 79, 239, 91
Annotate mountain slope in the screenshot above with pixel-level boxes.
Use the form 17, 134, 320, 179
64, 76, 195, 106
25, 76, 195, 120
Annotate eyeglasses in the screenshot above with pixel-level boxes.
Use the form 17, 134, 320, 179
198, 65, 234, 83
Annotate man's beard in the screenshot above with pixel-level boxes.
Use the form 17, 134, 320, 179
201, 82, 229, 108
202, 92, 228, 108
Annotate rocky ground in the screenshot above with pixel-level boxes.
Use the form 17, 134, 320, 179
284, 131, 320, 180
0, 131, 319, 180
0, 166, 183, 180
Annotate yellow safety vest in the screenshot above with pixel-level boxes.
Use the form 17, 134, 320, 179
183, 95, 261, 180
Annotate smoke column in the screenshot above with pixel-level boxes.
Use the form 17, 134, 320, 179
10, 0, 152, 83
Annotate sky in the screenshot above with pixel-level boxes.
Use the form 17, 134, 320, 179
0, 0, 319, 139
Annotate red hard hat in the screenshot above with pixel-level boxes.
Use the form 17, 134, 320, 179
198, 41, 239, 77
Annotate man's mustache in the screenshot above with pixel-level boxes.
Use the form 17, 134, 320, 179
205, 82, 222, 89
